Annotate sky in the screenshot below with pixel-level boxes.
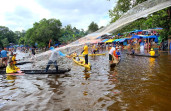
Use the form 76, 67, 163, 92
0, 0, 116, 31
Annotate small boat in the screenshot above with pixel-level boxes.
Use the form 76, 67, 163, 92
0, 61, 33, 69
0, 69, 71, 74
110, 57, 121, 67
72, 58, 91, 69
16, 61, 33, 65
79, 53, 106, 57
126, 53, 159, 58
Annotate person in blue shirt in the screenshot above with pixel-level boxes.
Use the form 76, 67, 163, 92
1, 48, 8, 66
116, 49, 121, 61
116, 49, 121, 57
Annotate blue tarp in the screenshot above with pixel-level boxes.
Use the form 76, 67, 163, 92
96, 36, 101, 39
143, 35, 159, 43
20, 45, 24, 47
142, 35, 157, 39
54, 44, 58, 46
113, 38, 129, 42
153, 27, 163, 30
119, 38, 127, 42
114, 38, 122, 42
131, 35, 141, 39
101, 39, 108, 43
131, 30, 143, 33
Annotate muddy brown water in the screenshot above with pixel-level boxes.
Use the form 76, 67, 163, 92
0, 50, 171, 111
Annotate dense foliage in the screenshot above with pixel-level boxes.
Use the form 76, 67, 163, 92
88, 22, 99, 33
0, 18, 98, 48
0, 26, 25, 48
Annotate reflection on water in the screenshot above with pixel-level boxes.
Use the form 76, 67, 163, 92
0, 50, 171, 110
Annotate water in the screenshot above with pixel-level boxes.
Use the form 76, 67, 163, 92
0, 50, 171, 111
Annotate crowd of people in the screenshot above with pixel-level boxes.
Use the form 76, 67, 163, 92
0, 39, 158, 74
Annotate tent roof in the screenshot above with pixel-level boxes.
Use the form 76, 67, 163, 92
119, 38, 127, 42
105, 39, 115, 43
101, 39, 109, 43
96, 36, 101, 39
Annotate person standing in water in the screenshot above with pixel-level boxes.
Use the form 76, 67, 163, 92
109, 45, 116, 64
31, 46, 36, 60
81, 43, 88, 65
45, 47, 69, 72
1, 48, 8, 66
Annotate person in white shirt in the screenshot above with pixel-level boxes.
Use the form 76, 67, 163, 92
109, 45, 116, 64
45, 49, 59, 72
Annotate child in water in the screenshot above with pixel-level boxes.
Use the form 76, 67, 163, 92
116, 49, 121, 60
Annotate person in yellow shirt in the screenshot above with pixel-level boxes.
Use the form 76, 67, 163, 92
92, 44, 96, 54
12, 53, 17, 64
6, 60, 21, 74
149, 48, 155, 56
81, 44, 88, 65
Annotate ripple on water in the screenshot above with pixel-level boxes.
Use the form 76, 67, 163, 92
0, 50, 171, 110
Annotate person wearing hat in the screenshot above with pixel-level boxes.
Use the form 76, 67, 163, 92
149, 48, 155, 56
6, 60, 21, 73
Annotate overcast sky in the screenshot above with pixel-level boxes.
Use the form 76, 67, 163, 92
0, 0, 116, 31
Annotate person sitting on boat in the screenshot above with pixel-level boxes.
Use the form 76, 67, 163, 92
149, 48, 155, 56
72, 52, 77, 59
131, 48, 135, 55
109, 45, 116, 64
6, 60, 22, 74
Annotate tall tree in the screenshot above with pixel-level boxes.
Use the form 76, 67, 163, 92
24, 18, 62, 47
0, 26, 16, 48
88, 22, 99, 33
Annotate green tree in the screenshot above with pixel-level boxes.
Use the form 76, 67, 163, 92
88, 22, 99, 33
24, 18, 62, 47
1, 38, 9, 47
0, 26, 16, 48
